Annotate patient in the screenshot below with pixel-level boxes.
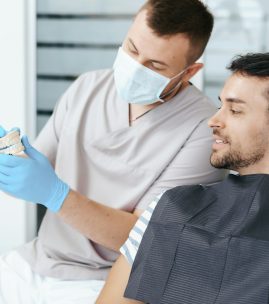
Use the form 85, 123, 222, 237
96, 52, 269, 304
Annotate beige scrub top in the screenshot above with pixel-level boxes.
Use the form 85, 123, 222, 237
18, 69, 226, 280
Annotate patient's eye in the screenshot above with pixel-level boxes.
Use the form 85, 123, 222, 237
230, 109, 242, 115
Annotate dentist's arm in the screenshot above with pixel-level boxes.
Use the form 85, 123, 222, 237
58, 190, 140, 251
0, 135, 140, 251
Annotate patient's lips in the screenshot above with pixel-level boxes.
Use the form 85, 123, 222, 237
212, 135, 229, 150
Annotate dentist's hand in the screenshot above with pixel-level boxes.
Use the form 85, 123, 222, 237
0, 125, 19, 137
0, 135, 69, 212
0, 126, 6, 137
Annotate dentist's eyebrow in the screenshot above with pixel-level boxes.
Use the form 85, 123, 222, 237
128, 38, 168, 67
128, 38, 139, 52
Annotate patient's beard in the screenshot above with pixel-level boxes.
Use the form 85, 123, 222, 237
210, 146, 266, 171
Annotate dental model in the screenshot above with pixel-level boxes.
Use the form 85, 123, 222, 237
0, 129, 25, 155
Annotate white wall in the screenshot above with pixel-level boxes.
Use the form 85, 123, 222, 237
0, 0, 36, 253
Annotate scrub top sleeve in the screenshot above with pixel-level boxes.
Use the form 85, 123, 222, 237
135, 119, 226, 211
33, 75, 86, 166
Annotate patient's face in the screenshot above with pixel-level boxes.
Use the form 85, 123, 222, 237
208, 73, 269, 174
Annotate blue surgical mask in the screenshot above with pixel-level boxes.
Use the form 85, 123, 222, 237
113, 47, 185, 105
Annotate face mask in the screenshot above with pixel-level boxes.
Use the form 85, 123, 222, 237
113, 47, 186, 105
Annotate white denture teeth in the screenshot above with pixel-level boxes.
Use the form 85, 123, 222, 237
0, 130, 25, 155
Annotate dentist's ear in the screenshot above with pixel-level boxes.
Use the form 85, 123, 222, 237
182, 63, 204, 83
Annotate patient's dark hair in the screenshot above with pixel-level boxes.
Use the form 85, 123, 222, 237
140, 0, 214, 64
227, 53, 269, 102
227, 53, 269, 78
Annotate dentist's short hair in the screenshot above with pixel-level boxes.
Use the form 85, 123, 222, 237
139, 0, 214, 64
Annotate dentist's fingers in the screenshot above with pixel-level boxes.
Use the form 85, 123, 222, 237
21, 136, 44, 162
0, 126, 7, 138
0, 172, 12, 184
0, 154, 25, 167
0, 165, 12, 176
10, 127, 20, 133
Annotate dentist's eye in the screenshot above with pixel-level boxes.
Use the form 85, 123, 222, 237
128, 48, 138, 55
127, 43, 138, 55
150, 62, 165, 71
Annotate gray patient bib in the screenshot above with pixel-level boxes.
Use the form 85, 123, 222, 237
125, 174, 269, 304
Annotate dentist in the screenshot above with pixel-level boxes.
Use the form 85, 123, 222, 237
0, 0, 225, 303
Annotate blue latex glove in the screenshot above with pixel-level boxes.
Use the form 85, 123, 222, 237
0, 126, 6, 137
0, 126, 20, 138
0, 135, 69, 212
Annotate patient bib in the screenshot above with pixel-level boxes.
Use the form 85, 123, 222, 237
125, 174, 269, 304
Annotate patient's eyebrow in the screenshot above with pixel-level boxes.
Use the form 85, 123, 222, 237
218, 96, 246, 104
